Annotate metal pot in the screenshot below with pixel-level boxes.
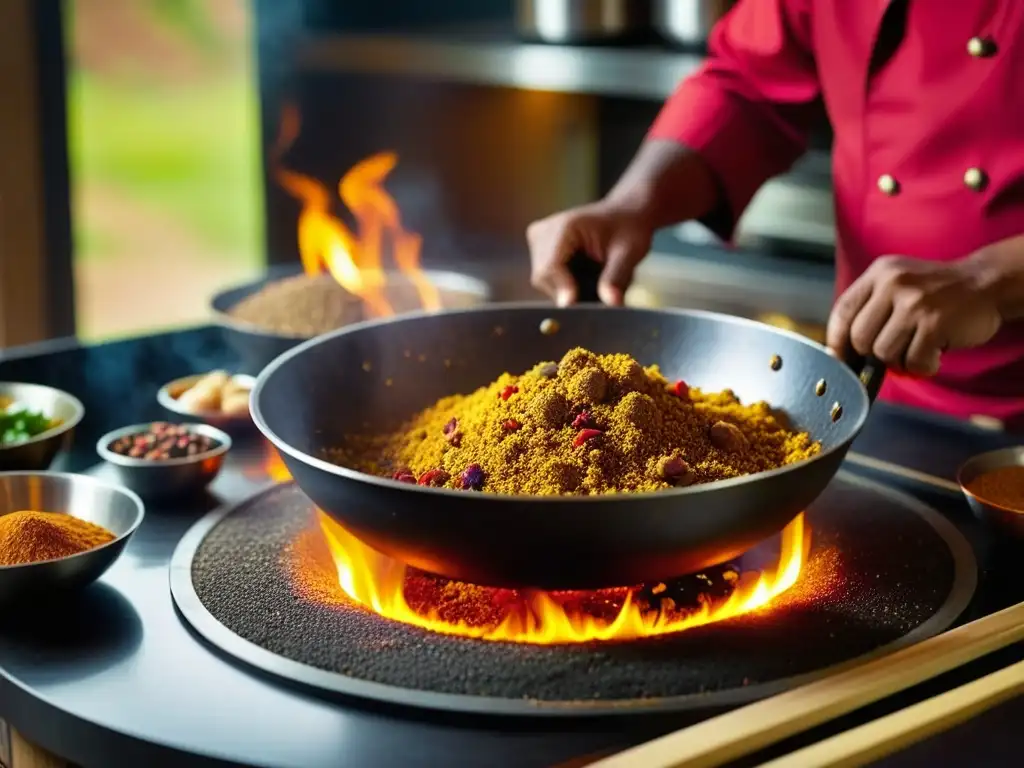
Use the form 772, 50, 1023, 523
653, 0, 734, 48
515, 0, 651, 45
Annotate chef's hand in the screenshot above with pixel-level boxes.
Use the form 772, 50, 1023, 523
826, 256, 1002, 376
526, 200, 653, 307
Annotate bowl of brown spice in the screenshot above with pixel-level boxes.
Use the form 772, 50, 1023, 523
958, 446, 1024, 538
97, 422, 231, 500
0, 471, 144, 603
210, 267, 490, 373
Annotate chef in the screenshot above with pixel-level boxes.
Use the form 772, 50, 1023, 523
527, 0, 1024, 428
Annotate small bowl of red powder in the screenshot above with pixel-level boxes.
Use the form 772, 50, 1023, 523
958, 446, 1024, 539
97, 422, 231, 500
0, 471, 144, 603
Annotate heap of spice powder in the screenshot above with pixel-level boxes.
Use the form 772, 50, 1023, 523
964, 466, 1024, 511
0, 511, 116, 566
331, 347, 820, 495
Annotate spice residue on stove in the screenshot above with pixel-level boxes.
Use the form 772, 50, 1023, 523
185, 475, 969, 706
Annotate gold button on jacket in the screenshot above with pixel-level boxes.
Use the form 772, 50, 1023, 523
877, 174, 899, 195
967, 36, 996, 57
964, 167, 988, 190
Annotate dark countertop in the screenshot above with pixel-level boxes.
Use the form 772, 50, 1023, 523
0, 327, 1021, 768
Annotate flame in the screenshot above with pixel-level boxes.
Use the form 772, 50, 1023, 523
271, 105, 441, 317
268, 444, 811, 645
317, 512, 808, 645
264, 448, 292, 484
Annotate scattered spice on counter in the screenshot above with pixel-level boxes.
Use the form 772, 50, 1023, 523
0, 511, 115, 566
108, 422, 221, 460
173, 371, 251, 416
331, 347, 820, 496
964, 466, 1024, 511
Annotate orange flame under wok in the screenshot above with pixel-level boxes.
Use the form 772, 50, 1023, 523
267, 447, 812, 645
272, 105, 441, 317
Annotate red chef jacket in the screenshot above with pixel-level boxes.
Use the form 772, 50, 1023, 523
649, 0, 1024, 429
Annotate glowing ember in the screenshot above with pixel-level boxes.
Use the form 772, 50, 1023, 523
271, 105, 441, 317
268, 447, 811, 645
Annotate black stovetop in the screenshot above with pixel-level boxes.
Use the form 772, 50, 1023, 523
0, 327, 1022, 768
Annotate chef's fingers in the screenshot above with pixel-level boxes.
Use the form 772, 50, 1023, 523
597, 236, 642, 306
871, 313, 915, 370
904, 321, 944, 376
827, 276, 874, 356
527, 218, 580, 307
847, 291, 893, 357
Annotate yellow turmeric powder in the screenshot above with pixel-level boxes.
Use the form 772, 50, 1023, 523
332, 347, 820, 495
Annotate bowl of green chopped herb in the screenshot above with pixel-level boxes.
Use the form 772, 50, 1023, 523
0, 382, 85, 471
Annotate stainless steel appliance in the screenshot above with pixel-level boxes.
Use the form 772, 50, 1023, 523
515, 0, 651, 44
653, 0, 735, 47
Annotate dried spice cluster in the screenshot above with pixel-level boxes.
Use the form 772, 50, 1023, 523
333, 348, 819, 495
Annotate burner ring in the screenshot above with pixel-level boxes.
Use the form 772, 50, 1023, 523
170, 471, 976, 718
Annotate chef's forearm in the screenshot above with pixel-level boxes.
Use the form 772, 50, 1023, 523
603, 139, 721, 231
967, 234, 1024, 321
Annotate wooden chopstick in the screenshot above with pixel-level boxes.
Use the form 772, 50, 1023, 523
845, 451, 962, 495
588, 601, 1024, 768
755, 658, 1024, 768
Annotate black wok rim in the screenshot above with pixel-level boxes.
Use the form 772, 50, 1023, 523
250, 303, 871, 505
168, 472, 977, 718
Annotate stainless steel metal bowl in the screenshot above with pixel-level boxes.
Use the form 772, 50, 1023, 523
96, 423, 232, 500
516, 0, 651, 44
0, 382, 85, 472
957, 446, 1024, 538
653, 0, 734, 48
157, 373, 256, 432
0, 472, 144, 603
211, 266, 491, 375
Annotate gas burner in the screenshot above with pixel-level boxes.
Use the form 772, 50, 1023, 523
170, 472, 976, 717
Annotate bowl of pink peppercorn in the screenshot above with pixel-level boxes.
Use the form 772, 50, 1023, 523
96, 421, 231, 500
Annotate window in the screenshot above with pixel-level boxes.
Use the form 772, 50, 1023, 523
65, 0, 264, 341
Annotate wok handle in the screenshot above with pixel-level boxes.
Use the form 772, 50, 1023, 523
567, 252, 603, 304
844, 351, 886, 404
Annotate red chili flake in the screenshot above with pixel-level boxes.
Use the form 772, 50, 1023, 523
498, 385, 519, 401
442, 417, 458, 436
417, 468, 450, 487
392, 468, 417, 484
669, 380, 689, 398
573, 428, 602, 447
502, 419, 521, 431
571, 410, 594, 429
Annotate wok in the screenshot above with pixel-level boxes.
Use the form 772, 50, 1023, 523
252, 258, 884, 589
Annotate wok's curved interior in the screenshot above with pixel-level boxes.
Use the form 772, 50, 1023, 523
253, 305, 870, 588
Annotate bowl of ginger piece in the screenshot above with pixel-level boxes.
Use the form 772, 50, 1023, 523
157, 370, 255, 432
0, 471, 144, 604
